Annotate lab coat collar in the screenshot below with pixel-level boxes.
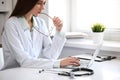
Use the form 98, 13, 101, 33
19, 16, 29, 31
33, 16, 39, 28
19, 16, 39, 31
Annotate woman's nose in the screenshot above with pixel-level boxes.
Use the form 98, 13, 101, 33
41, 3, 45, 10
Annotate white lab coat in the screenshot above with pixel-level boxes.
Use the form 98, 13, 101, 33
1, 16, 66, 70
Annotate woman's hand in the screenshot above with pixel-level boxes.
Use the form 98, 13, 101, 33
53, 16, 63, 32
60, 56, 80, 68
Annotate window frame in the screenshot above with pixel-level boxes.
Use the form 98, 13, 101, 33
47, 0, 120, 41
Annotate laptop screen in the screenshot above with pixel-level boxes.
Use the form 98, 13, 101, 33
86, 43, 103, 68
64, 43, 103, 69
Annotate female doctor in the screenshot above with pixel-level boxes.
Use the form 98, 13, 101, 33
1, 0, 80, 70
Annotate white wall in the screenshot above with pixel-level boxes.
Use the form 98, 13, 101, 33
12, 0, 17, 8
0, 0, 13, 44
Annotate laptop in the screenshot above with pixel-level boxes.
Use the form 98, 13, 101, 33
65, 43, 103, 69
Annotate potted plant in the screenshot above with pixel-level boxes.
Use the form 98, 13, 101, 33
91, 23, 106, 44
92, 23, 105, 32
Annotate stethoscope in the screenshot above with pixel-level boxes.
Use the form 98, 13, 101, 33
58, 67, 94, 76
39, 67, 94, 78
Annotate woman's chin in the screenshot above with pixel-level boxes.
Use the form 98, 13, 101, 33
33, 14, 39, 17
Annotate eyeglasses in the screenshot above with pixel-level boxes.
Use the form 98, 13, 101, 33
33, 13, 54, 37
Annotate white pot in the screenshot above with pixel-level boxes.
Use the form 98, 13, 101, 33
92, 32, 104, 44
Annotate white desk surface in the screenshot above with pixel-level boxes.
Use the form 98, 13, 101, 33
0, 58, 120, 80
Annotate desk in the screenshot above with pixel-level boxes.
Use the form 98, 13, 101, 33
0, 58, 120, 80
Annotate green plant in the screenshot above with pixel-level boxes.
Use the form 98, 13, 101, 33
91, 23, 105, 32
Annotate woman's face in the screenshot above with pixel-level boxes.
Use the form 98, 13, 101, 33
31, 0, 46, 16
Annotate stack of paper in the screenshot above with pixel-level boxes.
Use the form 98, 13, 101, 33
65, 32, 88, 39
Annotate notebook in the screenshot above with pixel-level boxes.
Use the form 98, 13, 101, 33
65, 43, 103, 69
65, 32, 88, 39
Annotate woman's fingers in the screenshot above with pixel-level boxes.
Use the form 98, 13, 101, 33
69, 62, 80, 66
69, 57, 80, 66
60, 57, 80, 68
53, 16, 63, 31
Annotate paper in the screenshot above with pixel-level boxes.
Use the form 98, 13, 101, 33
65, 32, 88, 39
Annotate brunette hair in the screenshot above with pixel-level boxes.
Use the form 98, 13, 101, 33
10, 0, 39, 17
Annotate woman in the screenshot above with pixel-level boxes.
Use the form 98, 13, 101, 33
1, 0, 80, 70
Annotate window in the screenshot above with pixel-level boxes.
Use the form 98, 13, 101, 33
48, 0, 70, 33
48, 0, 120, 41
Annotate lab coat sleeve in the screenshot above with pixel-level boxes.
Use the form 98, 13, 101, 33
3, 19, 57, 69
41, 19, 66, 60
